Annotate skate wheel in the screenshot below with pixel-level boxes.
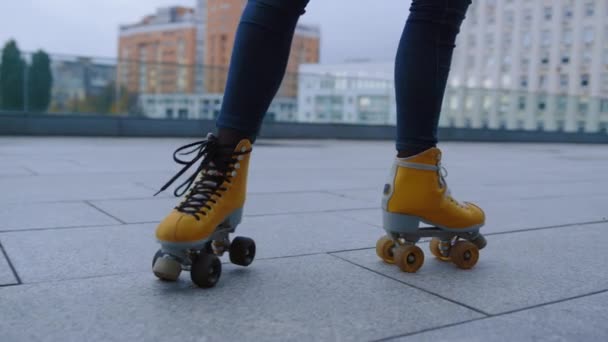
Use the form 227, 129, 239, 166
450, 241, 479, 270
152, 254, 182, 281
152, 249, 164, 267
376, 236, 396, 264
469, 233, 487, 250
229, 237, 256, 267
191, 253, 222, 288
394, 245, 424, 273
429, 238, 450, 262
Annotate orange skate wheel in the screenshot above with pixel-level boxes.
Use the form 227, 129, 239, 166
395, 245, 424, 273
429, 238, 450, 262
450, 241, 479, 270
376, 236, 396, 264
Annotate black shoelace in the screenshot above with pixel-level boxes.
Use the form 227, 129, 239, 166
155, 135, 249, 219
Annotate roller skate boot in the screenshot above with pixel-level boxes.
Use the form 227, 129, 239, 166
376, 147, 487, 273
152, 133, 255, 288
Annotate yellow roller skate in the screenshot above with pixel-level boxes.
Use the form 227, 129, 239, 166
152, 133, 254, 288
376, 147, 487, 273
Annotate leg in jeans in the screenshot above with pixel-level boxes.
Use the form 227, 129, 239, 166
154, 1, 310, 286
395, 0, 471, 157
380, 0, 485, 269
216, 0, 310, 145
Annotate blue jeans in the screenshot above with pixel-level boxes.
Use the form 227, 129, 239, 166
216, 0, 471, 151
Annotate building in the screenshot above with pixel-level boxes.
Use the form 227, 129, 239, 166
448, 0, 608, 132
139, 93, 297, 122
119, 2, 322, 96
198, 0, 321, 95
297, 62, 395, 125
299, 1, 608, 134
117, 7, 198, 94
50, 56, 116, 112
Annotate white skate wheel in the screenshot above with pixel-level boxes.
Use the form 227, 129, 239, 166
153, 256, 182, 281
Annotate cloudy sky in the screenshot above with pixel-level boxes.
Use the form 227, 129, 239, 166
0, 0, 411, 63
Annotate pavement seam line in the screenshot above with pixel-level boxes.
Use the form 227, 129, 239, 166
484, 219, 608, 236
22, 166, 39, 176
0, 222, 127, 234
328, 253, 491, 316
83, 200, 127, 225
0, 283, 20, 288
374, 288, 608, 341
0, 240, 22, 285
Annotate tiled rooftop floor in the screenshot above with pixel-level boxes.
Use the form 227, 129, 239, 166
1, 137, 607, 341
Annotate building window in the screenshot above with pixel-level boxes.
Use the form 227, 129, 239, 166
563, 29, 573, 45
600, 99, 608, 112
585, 1, 595, 16
583, 49, 593, 64
518, 96, 526, 110
541, 30, 551, 47
520, 75, 528, 88
544, 6, 552, 20
560, 74, 569, 88
178, 109, 188, 119
522, 32, 531, 47
562, 56, 570, 64
538, 101, 546, 110
583, 27, 594, 43
523, 9, 533, 23
539, 75, 547, 88
505, 10, 514, 24
581, 74, 590, 87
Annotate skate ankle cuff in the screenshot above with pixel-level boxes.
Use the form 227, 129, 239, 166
394, 160, 439, 171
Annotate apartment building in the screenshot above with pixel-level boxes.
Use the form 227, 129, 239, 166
448, 0, 608, 132
117, 7, 198, 94
199, 0, 321, 95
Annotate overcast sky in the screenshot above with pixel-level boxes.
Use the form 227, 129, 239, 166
0, 0, 411, 63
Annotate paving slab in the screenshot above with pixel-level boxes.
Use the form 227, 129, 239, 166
0, 174, 153, 205
0, 254, 483, 342
89, 191, 374, 224
334, 223, 608, 315
393, 291, 608, 342
0, 212, 379, 283
0, 202, 120, 232
1, 138, 608, 341
0, 244, 18, 285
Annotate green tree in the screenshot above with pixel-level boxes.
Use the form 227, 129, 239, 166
27, 50, 53, 112
0, 40, 26, 110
